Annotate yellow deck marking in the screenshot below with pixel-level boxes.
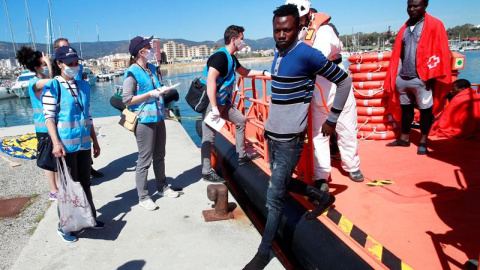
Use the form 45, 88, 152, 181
366, 236, 383, 261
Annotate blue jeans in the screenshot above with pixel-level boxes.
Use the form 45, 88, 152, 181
258, 136, 304, 255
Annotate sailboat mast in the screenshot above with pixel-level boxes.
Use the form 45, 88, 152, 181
47, 0, 55, 41
24, 0, 36, 50
3, 0, 17, 55
77, 21, 83, 58
46, 18, 51, 56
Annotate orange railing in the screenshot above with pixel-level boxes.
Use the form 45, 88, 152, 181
221, 75, 330, 183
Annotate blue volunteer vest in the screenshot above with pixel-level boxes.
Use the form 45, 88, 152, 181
28, 77, 48, 133
123, 63, 165, 123
43, 78, 91, 153
74, 63, 84, 81
200, 47, 237, 105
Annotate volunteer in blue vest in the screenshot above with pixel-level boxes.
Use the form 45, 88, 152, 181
53, 38, 104, 178
122, 36, 180, 212
42, 46, 105, 243
288, 0, 364, 190
201, 25, 269, 183
15, 46, 57, 200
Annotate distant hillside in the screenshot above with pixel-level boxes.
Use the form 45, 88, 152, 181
0, 37, 275, 60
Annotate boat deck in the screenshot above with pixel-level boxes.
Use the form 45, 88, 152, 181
242, 128, 480, 269
328, 130, 480, 270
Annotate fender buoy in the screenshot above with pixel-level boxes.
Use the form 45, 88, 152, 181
351, 72, 387, 82
357, 114, 395, 124
353, 81, 384, 89
358, 122, 398, 132
357, 106, 387, 116
355, 98, 387, 107
353, 89, 389, 99
357, 130, 397, 140
348, 52, 392, 63
348, 61, 390, 73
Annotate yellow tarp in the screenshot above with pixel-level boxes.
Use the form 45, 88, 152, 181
0, 133, 38, 159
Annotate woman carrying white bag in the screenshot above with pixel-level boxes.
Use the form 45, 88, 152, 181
42, 46, 105, 243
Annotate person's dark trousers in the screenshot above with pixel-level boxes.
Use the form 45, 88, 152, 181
419, 106, 433, 135
329, 131, 340, 155
401, 104, 415, 135
64, 149, 96, 219
257, 136, 304, 255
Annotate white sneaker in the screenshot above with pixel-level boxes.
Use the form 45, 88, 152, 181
139, 199, 158, 211
158, 185, 180, 198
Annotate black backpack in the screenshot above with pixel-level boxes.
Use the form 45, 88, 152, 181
185, 77, 209, 113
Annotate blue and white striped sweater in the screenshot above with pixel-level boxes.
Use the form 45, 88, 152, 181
265, 42, 351, 141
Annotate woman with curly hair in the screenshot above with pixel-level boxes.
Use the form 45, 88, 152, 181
16, 46, 57, 200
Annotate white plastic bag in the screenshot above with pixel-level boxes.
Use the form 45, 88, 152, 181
56, 157, 95, 233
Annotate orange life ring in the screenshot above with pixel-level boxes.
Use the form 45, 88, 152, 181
358, 122, 398, 132
355, 98, 388, 107
357, 114, 394, 124
353, 89, 389, 99
348, 52, 392, 64
353, 81, 384, 89
357, 130, 397, 140
351, 72, 387, 82
357, 106, 387, 116
348, 61, 390, 73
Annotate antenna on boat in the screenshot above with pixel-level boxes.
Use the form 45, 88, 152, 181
3, 0, 17, 56
77, 21, 83, 58
24, 0, 37, 51
58, 24, 63, 37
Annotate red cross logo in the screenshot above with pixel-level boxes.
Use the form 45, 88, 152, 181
427, 55, 440, 69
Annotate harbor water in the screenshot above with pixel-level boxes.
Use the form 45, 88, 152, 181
1, 52, 479, 145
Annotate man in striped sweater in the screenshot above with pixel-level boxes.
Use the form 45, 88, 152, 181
244, 4, 352, 270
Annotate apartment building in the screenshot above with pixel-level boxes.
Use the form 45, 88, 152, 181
163, 41, 214, 63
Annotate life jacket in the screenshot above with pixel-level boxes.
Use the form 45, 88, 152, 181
44, 78, 92, 153
123, 63, 165, 123
200, 47, 237, 105
28, 77, 48, 133
304, 13, 331, 46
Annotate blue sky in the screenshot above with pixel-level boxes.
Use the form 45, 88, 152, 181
1, 0, 479, 44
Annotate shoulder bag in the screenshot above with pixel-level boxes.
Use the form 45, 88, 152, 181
56, 157, 96, 233
119, 101, 147, 132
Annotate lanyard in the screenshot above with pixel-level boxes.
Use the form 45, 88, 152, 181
63, 79, 88, 129
64, 80, 84, 113
135, 62, 157, 89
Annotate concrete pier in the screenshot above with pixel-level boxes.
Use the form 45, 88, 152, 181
6, 116, 283, 270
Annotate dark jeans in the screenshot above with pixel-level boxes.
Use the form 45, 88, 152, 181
258, 136, 304, 255
64, 149, 96, 219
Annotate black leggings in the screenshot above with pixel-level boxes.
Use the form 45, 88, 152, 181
401, 104, 433, 135
401, 104, 415, 134
419, 106, 433, 135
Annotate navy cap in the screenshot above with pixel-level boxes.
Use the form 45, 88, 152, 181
55, 46, 82, 64
129, 36, 153, 57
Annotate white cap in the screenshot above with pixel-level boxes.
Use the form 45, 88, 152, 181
285, 0, 311, 17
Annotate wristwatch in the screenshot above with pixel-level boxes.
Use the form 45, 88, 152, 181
262, 70, 267, 76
